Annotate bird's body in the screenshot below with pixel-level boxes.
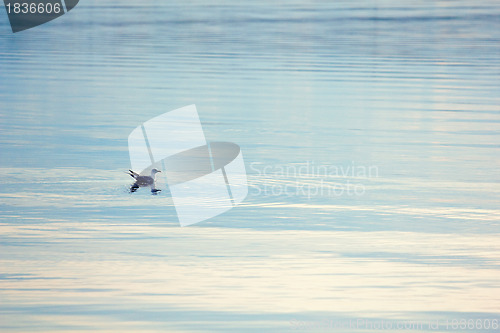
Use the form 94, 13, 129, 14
128, 168, 161, 193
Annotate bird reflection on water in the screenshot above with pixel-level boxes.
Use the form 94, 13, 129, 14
128, 168, 162, 194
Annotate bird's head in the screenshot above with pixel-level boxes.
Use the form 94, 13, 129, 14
151, 168, 162, 176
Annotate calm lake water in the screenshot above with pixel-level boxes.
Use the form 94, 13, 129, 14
1, 1, 499, 332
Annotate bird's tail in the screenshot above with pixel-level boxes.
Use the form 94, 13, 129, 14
127, 170, 140, 179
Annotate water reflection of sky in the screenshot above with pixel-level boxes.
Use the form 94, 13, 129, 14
2, 223, 500, 331
1, 0, 499, 331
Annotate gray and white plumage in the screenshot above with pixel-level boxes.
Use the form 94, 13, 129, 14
128, 168, 161, 193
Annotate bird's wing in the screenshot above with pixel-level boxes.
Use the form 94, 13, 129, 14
136, 176, 154, 185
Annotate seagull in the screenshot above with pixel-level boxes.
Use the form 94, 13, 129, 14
128, 168, 161, 193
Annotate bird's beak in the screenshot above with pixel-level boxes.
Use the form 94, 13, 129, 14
158, 170, 162, 172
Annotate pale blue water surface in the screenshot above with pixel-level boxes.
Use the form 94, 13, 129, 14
1, 1, 499, 332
